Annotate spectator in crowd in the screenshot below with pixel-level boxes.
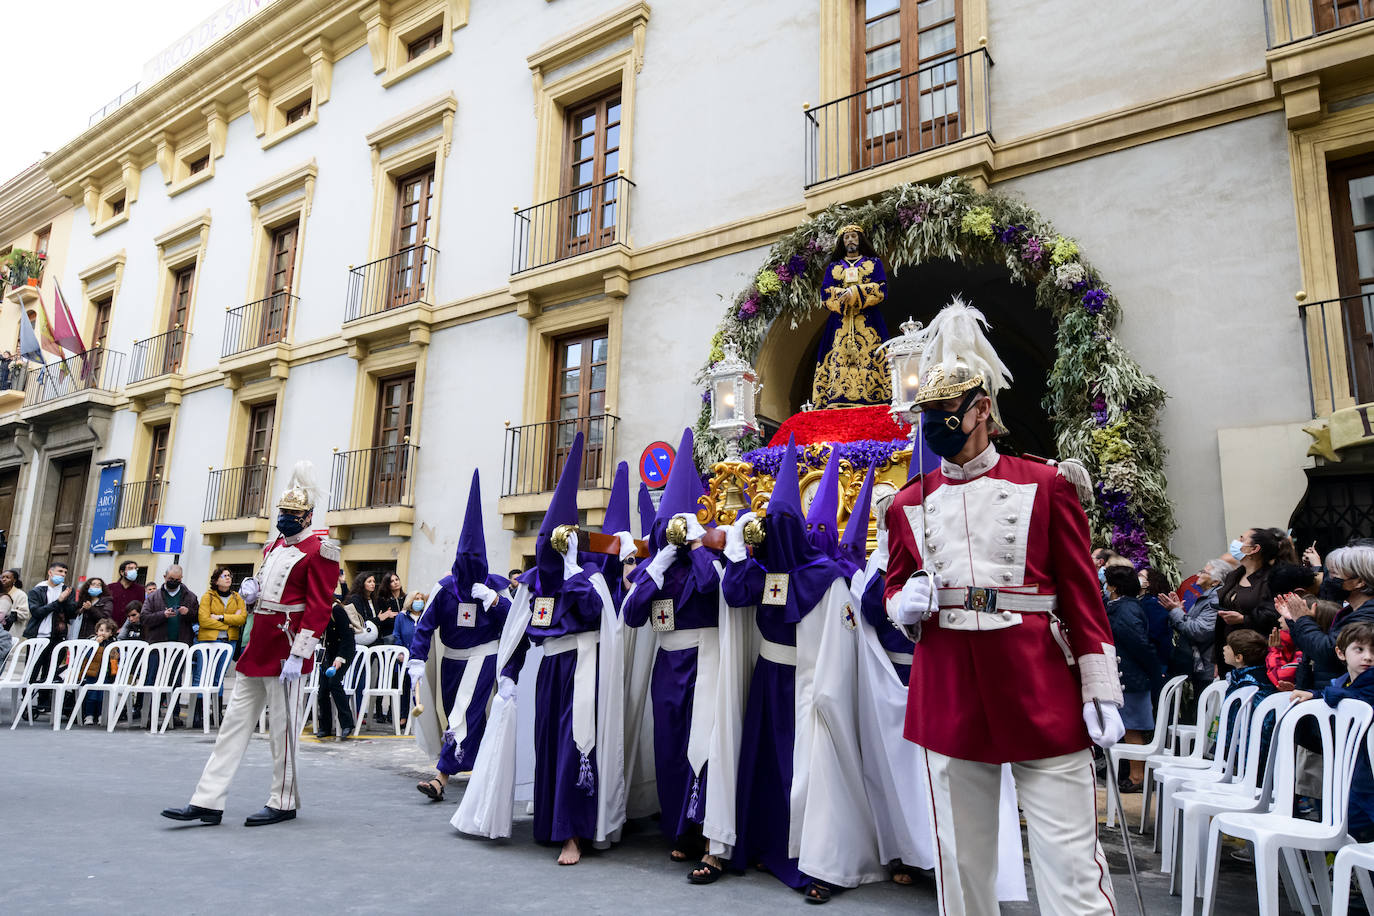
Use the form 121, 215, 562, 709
1284, 544, 1374, 690
194, 567, 246, 728
394, 590, 426, 730
1267, 618, 1301, 690
141, 565, 197, 728
506, 568, 522, 598
1214, 527, 1284, 673
1091, 548, 1119, 595
107, 560, 145, 627
0, 568, 28, 671
317, 601, 357, 740
0, 350, 10, 389
25, 562, 79, 715
349, 571, 380, 636
1103, 564, 1160, 792
335, 570, 350, 604
117, 601, 143, 641
144, 583, 157, 597
376, 572, 404, 644
75, 578, 113, 638
80, 617, 120, 726
1159, 556, 1236, 691
1138, 567, 1177, 671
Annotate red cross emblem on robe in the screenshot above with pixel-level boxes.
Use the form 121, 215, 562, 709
458, 602, 477, 628
531, 596, 555, 627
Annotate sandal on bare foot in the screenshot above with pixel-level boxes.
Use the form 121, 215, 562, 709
804, 882, 832, 905
688, 860, 723, 885
416, 778, 444, 801
670, 848, 690, 862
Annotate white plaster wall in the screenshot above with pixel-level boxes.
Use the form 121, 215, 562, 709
1000, 113, 1307, 572
989, 0, 1269, 141
1217, 421, 1315, 546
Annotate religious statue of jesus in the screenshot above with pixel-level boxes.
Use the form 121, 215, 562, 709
810, 223, 891, 408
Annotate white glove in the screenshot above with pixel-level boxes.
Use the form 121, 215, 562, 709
1084, 701, 1126, 749
561, 529, 581, 579
672, 513, 707, 543
724, 512, 756, 563
645, 544, 679, 588
239, 576, 260, 605
406, 659, 426, 685
614, 531, 637, 562
470, 582, 498, 611
497, 676, 516, 700
279, 654, 304, 684
889, 570, 941, 625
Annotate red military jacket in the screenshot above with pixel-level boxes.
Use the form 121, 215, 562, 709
883, 445, 1121, 764
237, 531, 339, 678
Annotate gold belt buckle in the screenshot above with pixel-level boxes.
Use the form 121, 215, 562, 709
964, 587, 998, 614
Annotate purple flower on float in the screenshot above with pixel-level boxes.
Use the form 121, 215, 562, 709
787, 254, 807, 277
742, 438, 909, 478
1091, 394, 1109, 427
738, 294, 759, 319
1022, 236, 1045, 263
1082, 288, 1108, 314
804, 237, 828, 257
898, 205, 919, 227
775, 261, 792, 283
997, 223, 1026, 245
701, 388, 711, 405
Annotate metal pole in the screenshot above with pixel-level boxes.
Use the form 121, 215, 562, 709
1096, 700, 1147, 915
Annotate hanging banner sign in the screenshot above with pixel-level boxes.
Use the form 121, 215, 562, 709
90, 465, 123, 554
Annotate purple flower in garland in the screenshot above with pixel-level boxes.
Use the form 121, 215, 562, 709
774, 261, 793, 283
804, 236, 828, 257
898, 205, 920, 227
741, 438, 910, 479
1112, 522, 1150, 568
997, 223, 1026, 245
1091, 394, 1109, 427
1022, 235, 1046, 264
701, 388, 712, 405
786, 254, 807, 278
1081, 288, 1108, 315
737, 293, 759, 320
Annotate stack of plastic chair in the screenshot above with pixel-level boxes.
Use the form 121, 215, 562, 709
161, 642, 234, 733
10, 639, 98, 729
1199, 698, 1374, 916
66, 640, 147, 729
1172, 679, 1228, 759
97, 640, 150, 731
1156, 685, 1258, 874
355, 645, 409, 736
1106, 673, 1188, 828
1150, 679, 1229, 852
0, 637, 48, 718
1174, 691, 1293, 909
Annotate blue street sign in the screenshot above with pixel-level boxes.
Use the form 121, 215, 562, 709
638, 441, 675, 489
152, 524, 185, 554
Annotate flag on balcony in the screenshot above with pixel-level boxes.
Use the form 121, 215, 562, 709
52, 282, 87, 353
29, 293, 64, 358
18, 310, 45, 363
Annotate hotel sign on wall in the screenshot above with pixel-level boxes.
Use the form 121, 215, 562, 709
141, 0, 281, 86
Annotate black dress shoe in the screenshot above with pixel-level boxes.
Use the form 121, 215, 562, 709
245, 806, 297, 827
161, 804, 223, 825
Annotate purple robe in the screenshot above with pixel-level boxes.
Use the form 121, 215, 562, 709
622, 547, 721, 843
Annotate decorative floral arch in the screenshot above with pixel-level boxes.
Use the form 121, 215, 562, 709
693, 176, 1178, 577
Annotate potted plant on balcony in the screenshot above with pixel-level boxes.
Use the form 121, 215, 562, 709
2, 249, 42, 288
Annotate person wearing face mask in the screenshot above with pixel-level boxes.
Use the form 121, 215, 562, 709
884, 299, 1123, 916
1158, 555, 1238, 693
25, 562, 80, 716
163, 461, 339, 828
1282, 544, 1374, 690
1212, 528, 1283, 675
141, 565, 199, 727
107, 560, 145, 628
75, 578, 114, 638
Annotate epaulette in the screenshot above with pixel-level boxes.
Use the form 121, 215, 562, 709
319, 538, 341, 562
1023, 453, 1094, 504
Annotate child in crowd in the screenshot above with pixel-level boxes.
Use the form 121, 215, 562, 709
1267, 619, 1301, 690
117, 602, 142, 641
81, 617, 119, 726
1291, 620, 1374, 841
1223, 629, 1275, 736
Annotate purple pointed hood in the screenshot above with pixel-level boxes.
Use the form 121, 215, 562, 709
836, 466, 875, 576
805, 447, 841, 556
637, 482, 655, 540
649, 427, 702, 551
601, 462, 631, 535
448, 470, 489, 597
532, 431, 583, 593
753, 435, 842, 618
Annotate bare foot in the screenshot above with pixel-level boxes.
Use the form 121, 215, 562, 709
689, 853, 723, 883
557, 838, 582, 866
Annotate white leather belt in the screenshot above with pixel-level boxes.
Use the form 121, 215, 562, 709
542, 631, 599, 655
442, 639, 499, 661
885, 649, 914, 666
658, 627, 715, 652
759, 638, 797, 666
936, 587, 1057, 613
256, 600, 304, 615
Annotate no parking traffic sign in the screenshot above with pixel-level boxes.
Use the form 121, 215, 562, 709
638, 441, 676, 489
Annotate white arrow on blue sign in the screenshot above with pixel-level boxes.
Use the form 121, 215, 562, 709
152, 524, 185, 554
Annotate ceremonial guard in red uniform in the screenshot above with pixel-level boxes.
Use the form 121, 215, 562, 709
162, 461, 339, 827
884, 301, 1124, 915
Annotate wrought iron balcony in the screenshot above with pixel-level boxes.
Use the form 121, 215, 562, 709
500, 414, 620, 498
204, 464, 276, 522
24, 347, 124, 405
1266, 0, 1374, 48
804, 47, 992, 188
113, 478, 168, 529
128, 327, 191, 383
1300, 293, 1374, 414
223, 293, 297, 358
329, 443, 419, 511
344, 244, 438, 323
511, 175, 635, 274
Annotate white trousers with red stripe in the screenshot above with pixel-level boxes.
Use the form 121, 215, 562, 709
923, 747, 1117, 916
190, 673, 303, 811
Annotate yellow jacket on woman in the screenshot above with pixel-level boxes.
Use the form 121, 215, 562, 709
198, 589, 247, 641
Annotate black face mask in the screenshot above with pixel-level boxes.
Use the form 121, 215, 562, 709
922, 392, 979, 460
277, 513, 308, 536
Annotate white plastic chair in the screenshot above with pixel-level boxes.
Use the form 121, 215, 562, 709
1156, 685, 1258, 873
0, 637, 48, 717
10, 639, 98, 729
1172, 679, 1227, 758
1199, 698, 1374, 916
107, 642, 187, 731
356, 645, 408, 736
1117, 673, 1188, 831
161, 643, 234, 734
1174, 690, 1294, 909
66, 640, 145, 729
300, 647, 324, 734
98, 640, 150, 731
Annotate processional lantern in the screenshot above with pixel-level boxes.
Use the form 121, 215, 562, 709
881, 317, 927, 419
707, 345, 760, 457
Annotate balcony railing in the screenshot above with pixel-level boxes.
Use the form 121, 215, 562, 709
344, 244, 438, 323
223, 293, 297, 358
1300, 293, 1374, 413
204, 464, 276, 522
113, 479, 168, 529
511, 175, 635, 274
1266, 0, 1374, 48
1, 360, 27, 394
88, 81, 140, 126
25, 347, 125, 404
128, 327, 191, 383
500, 414, 620, 498
804, 47, 992, 188
329, 443, 419, 511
